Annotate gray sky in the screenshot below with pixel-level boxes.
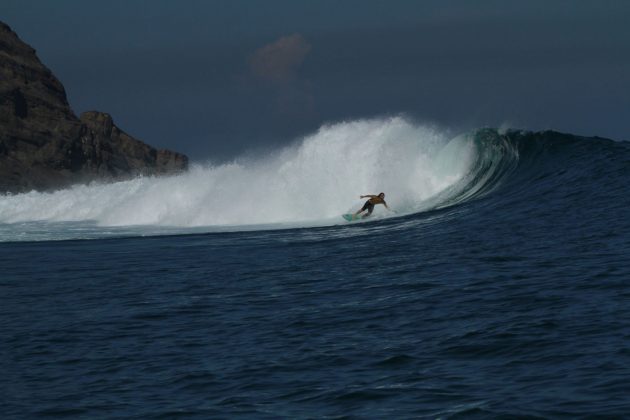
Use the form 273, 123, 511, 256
4, 0, 630, 160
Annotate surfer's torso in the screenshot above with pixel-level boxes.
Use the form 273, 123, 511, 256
367, 196, 386, 205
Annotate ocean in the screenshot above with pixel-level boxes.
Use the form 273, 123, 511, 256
2, 117, 629, 418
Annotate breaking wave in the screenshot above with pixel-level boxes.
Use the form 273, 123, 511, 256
0, 117, 485, 230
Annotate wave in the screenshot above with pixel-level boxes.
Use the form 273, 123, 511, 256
0, 117, 477, 229
3, 116, 624, 241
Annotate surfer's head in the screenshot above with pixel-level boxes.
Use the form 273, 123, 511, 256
379, 192, 385, 198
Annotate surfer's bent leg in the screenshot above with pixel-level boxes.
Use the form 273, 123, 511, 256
363, 202, 375, 218
355, 200, 371, 216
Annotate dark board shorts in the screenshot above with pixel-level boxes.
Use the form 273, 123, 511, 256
361, 200, 375, 213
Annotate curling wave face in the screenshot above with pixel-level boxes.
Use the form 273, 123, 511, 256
0, 117, 482, 234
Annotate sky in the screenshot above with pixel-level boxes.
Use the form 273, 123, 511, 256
4, 0, 630, 160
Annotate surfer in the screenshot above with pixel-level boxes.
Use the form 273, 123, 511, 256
354, 192, 389, 218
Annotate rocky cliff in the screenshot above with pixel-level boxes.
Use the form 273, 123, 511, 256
0, 21, 188, 193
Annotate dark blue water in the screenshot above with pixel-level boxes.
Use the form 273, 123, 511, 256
2, 129, 630, 418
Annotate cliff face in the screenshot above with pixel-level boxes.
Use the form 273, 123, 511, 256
0, 21, 188, 193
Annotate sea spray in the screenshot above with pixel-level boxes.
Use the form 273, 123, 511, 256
0, 117, 475, 228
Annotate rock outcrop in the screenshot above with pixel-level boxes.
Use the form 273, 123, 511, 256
0, 21, 188, 194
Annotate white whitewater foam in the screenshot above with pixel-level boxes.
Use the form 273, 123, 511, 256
0, 117, 476, 229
